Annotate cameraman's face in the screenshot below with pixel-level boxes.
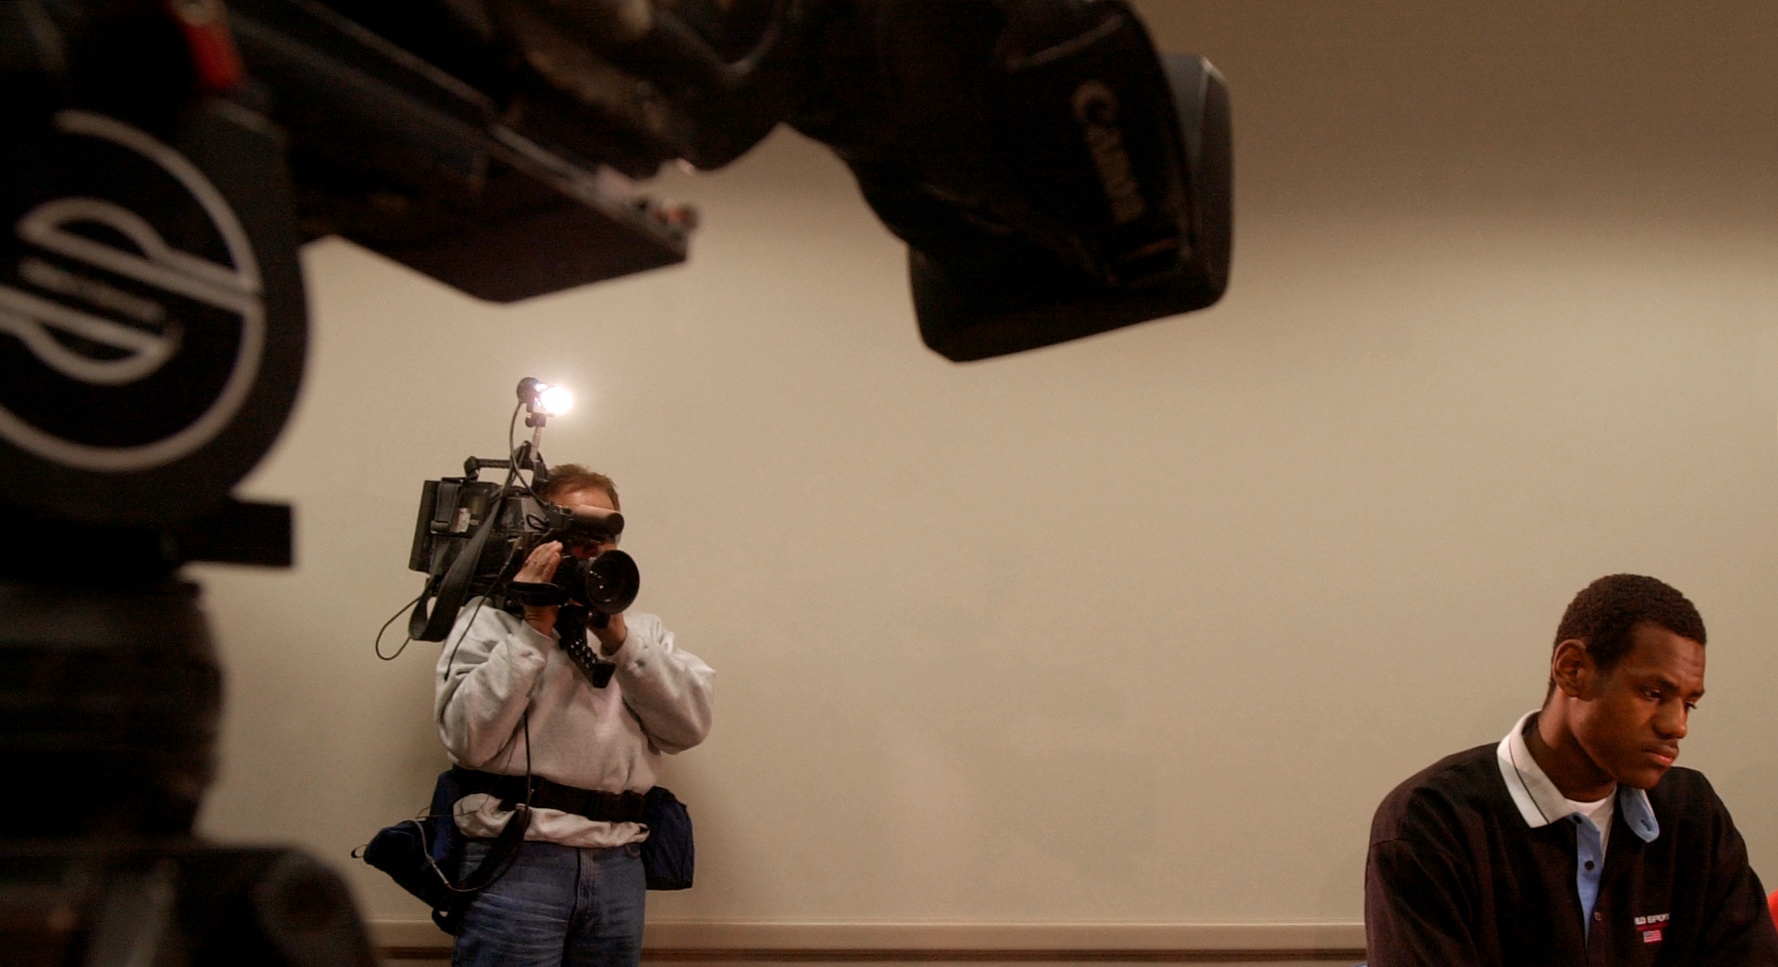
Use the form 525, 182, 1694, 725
554, 485, 619, 560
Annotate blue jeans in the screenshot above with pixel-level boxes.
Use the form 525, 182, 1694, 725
452, 839, 647, 967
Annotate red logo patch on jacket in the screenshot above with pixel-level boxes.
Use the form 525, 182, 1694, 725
1634, 913, 1668, 944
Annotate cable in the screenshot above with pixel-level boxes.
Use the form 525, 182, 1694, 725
439, 591, 493, 681
507, 400, 548, 501
374, 592, 425, 660
507, 400, 523, 479
436, 532, 528, 680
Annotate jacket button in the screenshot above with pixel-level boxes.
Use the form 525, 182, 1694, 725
1594, 912, 1604, 921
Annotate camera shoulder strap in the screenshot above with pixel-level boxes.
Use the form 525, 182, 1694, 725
410, 499, 503, 642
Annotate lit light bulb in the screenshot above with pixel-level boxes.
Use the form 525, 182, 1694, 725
538, 383, 574, 416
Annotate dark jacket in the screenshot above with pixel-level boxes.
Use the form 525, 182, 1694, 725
1365, 743, 1778, 966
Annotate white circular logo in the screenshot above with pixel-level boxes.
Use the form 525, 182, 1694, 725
0, 110, 265, 472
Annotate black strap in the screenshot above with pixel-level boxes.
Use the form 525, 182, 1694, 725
430, 800, 531, 934
453, 768, 647, 824
410, 500, 503, 642
455, 801, 531, 892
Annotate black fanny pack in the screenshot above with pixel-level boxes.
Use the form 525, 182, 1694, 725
638, 785, 694, 891
359, 768, 695, 933
357, 767, 530, 934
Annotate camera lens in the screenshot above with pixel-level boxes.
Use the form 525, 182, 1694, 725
561, 550, 640, 615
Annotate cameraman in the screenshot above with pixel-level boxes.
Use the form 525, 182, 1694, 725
434, 465, 714, 967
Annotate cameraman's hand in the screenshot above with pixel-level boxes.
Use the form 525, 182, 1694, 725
516, 540, 566, 583
593, 612, 628, 657
515, 541, 565, 634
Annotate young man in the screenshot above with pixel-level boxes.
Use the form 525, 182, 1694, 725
435, 465, 715, 967
1365, 574, 1778, 965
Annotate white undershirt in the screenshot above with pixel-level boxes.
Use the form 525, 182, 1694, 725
1566, 792, 1615, 857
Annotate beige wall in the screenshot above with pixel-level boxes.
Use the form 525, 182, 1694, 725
187, 0, 1778, 956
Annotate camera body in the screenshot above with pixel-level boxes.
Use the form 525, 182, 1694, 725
408, 475, 538, 591
408, 455, 638, 643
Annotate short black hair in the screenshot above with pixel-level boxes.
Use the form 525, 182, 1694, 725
1554, 574, 1706, 674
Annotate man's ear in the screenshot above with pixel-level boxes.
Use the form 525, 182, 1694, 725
1550, 638, 1595, 698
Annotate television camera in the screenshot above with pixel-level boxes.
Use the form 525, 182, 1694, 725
0, 0, 1231, 963
407, 378, 641, 685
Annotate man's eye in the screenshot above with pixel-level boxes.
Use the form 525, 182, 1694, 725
1643, 688, 1663, 701
1684, 702, 1699, 712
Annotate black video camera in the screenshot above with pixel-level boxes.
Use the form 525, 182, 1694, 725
407, 452, 640, 646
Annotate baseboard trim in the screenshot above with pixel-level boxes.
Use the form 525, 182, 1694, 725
371, 919, 1367, 963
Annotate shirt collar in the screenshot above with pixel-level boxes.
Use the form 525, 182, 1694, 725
1495, 710, 1660, 842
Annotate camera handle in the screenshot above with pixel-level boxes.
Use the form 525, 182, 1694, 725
465, 441, 551, 494
557, 605, 618, 688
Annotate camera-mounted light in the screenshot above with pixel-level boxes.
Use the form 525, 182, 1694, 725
513, 377, 574, 484
518, 377, 573, 417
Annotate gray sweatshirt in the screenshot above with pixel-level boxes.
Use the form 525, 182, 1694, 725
435, 599, 715, 846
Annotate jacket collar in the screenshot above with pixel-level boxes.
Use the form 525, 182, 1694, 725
1496, 710, 1659, 842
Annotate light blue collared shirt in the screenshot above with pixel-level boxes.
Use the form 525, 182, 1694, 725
1496, 710, 1661, 939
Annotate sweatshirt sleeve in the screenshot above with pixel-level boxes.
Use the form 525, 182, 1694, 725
611, 612, 714, 754
434, 599, 553, 769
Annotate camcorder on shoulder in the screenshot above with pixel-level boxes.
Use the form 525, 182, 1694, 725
407, 380, 640, 686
